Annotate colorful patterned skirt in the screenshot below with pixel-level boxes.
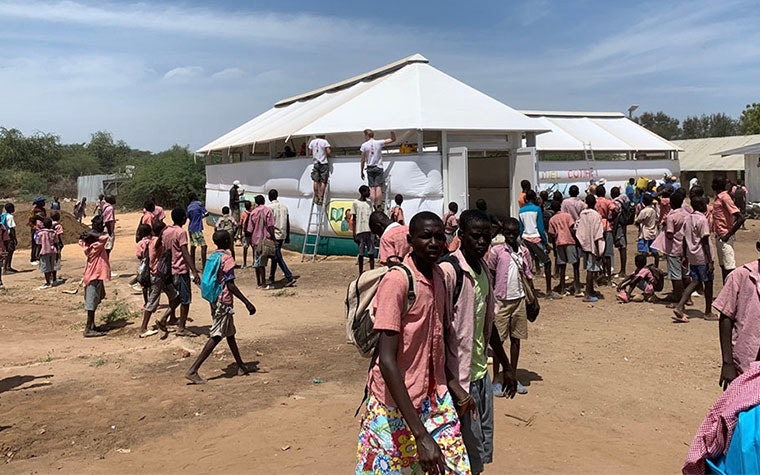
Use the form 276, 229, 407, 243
356, 391, 471, 474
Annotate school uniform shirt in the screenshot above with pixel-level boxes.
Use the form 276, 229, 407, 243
141, 210, 155, 228
379, 223, 412, 265
360, 139, 387, 168
37, 229, 57, 255
651, 207, 689, 257
240, 210, 250, 234
684, 211, 711, 266
712, 261, 760, 374
267, 200, 289, 241
147, 236, 164, 275
658, 197, 671, 227
217, 252, 236, 305
634, 267, 656, 294
711, 191, 740, 237
487, 243, 533, 301
308, 138, 330, 164
80, 235, 110, 286
548, 211, 576, 246
186, 200, 207, 233
636, 206, 658, 241
518, 202, 546, 244
575, 208, 604, 255
53, 221, 63, 238
443, 211, 458, 235
135, 237, 151, 259
368, 255, 448, 409
246, 206, 274, 246
595, 196, 615, 232
162, 225, 189, 274
153, 206, 166, 222
561, 197, 587, 222
351, 200, 372, 235
440, 248, 497, 391
389, 205, 404, 224
101, 203, 115, 227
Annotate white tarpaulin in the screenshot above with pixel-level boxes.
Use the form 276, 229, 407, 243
537, 159, 679, 196
206, 154, 443, 237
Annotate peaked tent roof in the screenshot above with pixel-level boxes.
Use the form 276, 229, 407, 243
671, 135, 760, 171
197, 54, 547, 153
716, 142, 760, 156
522, 111, 681, 152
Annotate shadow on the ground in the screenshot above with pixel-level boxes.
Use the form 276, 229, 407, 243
516, 369, 543, 387
0, 374, 54, 394
208, 360, 261, 381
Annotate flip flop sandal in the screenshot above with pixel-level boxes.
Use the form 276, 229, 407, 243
616, 291, 630, 303
139, 329, 158, 338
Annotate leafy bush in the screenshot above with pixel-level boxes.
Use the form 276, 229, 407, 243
120, 145, 205, 210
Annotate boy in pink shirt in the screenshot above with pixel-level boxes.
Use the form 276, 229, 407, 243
711, 177, 744, 283
673, 196, 714, 323
36, 218, 58, 289
548, 200, 580, 296
185, 230, 256, 385
443, 201, 459, 244
356, 212, 470, 475
79, 229, 111, 337
651, 190, 689, 306
369, 211, 412, 265
616, 254, 657, 303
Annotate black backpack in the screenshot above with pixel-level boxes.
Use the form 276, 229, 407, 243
618, 200, 635, 226
91, 214, 104, 233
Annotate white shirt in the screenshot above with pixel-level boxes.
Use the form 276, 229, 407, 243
308, 138, 331, 165
689, 177, 698, 190
4, 214, 15, 229
360, 139, 387, 168
351, 199, 373, 235
382, 221, 401, 237
506, 249, 526, 300
267, 200, 289, 241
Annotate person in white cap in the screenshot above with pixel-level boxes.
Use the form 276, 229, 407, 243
229, 180, 243, 239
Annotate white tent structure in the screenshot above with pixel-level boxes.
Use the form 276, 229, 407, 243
198, 54, 549, 255
716, 140, 760, 201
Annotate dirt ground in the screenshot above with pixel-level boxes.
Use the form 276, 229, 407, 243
1, 211, 759, 474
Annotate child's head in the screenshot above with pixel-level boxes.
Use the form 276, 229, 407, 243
525, 190, 537, 204
136, 224, 152, 240
244, 201, 252, 211
489, 213, 502, 238
595, 185, 606, 198
569, 185, 580, 197
448, 201, 458, 213
43, 217, 53, 229
213, 230, 232, 250
670, 190, 685, 209
552, 190, 563, 202
690, 185, 704, 199
585, 194, 597, 209
82, 197, 87, 203
98, 194, 104, 201
458, 210, 492, 260
712, 176, 728, 193
105, 195, 116, 205
50, 210, 60, 222
152, 220, 166, 237
407, 211, 445, 264
503, 217, 520, 246
255, 194, 265, 206
144, 200, 156, 212
54, 196, 59, 202
520, 180, 531, 192
475, 199, 487, 211
634, 254, 647, 269
4, 203, 14, 214
610, 187, 620, 199
691, 195, 708, 213
359, 185, 370, 199
188, 192, 199, 203
629, 178, 635, 185
642, 194, 654, 206
539, 190, 549, 203
550, 199, 561, 213
394, 194, 403, 206
171, 207, 187, 226
369, 210, 392, 236
268, 189, 278, 202
222, 206, 230, 216
80, 230, 99, 244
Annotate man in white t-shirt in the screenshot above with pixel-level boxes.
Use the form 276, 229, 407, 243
359, 128, 396, 209
308, 135, 331, 205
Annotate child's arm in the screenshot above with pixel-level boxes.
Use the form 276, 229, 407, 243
227, 280, 256, 315
180, 243, 200, 284
701, 235, 713, 274
488, 324, 516, 398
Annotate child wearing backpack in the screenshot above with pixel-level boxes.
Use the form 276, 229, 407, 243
134, 223, 153, 306
215, 206, 237, 261
389, 194, 405, 225
356, 211, 470, 475
616, 254, 658, 303
186, 229, 256, 385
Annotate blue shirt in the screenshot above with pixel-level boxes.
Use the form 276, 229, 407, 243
187, 200, 207, 233
625, 184, 635, 203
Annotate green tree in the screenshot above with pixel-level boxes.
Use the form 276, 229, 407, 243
57, 143, 101, 178
636, 111, 681, 140
0, 127, 61, 176
740, 103, 760, 135
681, 113, 739, 139
120, 145, 205, 210
87, 130, 140, 173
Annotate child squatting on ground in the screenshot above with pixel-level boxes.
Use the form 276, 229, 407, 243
616, 254, 657, 303
185, 230, 256, 385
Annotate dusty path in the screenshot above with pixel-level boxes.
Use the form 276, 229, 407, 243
1, 212, 758, 474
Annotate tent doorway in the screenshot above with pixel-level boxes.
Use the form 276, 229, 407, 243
469, 151, 511, 218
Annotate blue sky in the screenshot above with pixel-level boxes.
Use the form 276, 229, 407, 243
1, 0, 759, 152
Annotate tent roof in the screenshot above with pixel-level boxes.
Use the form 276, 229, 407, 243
521, 111, 681, 152
197, 54, 547, 153
716, 142, 760, 156
671, 135, 760, 171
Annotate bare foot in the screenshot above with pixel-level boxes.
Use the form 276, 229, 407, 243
155, 319, 169, 340
703, 312, 719, 321
237, 365, 249, 376
83, 329, 107, 338
672, 308, 689, 323
185, 372, 206, 385
175, 329, 197, 338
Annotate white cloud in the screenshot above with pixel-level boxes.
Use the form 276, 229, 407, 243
211, 68, 245, 81
163, 66, 204, 82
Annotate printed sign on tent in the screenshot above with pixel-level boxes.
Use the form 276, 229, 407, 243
327, 200, 354, 237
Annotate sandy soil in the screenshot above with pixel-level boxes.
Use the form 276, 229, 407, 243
1, 211, 758, 474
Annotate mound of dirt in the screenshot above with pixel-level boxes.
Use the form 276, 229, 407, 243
13, 209, 91, 249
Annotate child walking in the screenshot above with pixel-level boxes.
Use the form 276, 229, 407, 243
79, 229, 110, 337
134, 223, 153, 306
1, 203, 18, 273
36, 218, 57, 289
241, 201, 252, 268
185, 230, 256, 384
673, 196, 714, 322
575, 194, 605, 302
616, 254, 657, 303
352, 185, 374, 275
139, 221, 181, 339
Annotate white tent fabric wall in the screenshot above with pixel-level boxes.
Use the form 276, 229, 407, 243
205, 154, 444, 237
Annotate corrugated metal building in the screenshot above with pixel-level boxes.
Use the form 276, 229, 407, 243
672, 135, 760, 194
